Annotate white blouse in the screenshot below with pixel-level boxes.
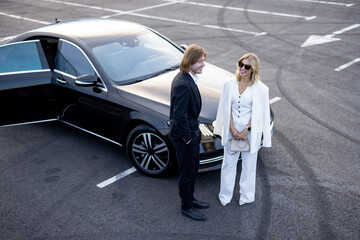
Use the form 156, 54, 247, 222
231, 85, 253, 126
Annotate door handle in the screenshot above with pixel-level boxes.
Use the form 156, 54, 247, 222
56, 77, 67, 85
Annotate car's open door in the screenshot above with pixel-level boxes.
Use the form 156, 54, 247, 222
0, 40, 60, 126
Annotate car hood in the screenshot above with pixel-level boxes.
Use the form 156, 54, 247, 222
115, 63, 234, 123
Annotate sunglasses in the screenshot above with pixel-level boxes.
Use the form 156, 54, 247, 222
238, 62, 251, 70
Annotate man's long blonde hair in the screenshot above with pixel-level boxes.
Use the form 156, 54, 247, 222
180, 44, 207, 73
235, 53, 260, 86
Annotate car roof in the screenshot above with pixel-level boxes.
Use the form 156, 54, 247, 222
16, 18, 150, 44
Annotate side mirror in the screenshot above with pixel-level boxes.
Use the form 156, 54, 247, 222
75, 74, 98, 86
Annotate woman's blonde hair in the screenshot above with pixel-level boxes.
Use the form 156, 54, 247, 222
235, 53, 260, 86
180, 44, 207, 73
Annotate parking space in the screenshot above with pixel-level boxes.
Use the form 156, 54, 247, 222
1, 0, 359, 239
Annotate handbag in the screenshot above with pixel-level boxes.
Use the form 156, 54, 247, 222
230, 138, 250, 152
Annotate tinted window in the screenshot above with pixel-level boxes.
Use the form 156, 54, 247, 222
55, 40, 95, 77
92, 32, 183, 84
0, 41, 46, 73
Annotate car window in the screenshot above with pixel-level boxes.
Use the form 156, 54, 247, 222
92, 32, 183, 84
55, 40, 95, 77
0, 41, 47, 74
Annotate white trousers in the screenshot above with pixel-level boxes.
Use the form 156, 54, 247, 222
219, 125, 259, 204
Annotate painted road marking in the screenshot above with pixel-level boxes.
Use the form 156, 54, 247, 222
101, 1, 178, 18
96, 96, 282, 188
1, 0, 281, 187
130, 12, 266, 36
301, 23, 360, 47
165, 0, 316, 20
0, 11, 50, 25
296, 0, 354, 7
43, 0, 266, 36
270, 97, 282, 105
334, 58, 360, 71
97, 167, 137, 188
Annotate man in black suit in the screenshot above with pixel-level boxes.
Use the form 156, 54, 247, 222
169, 44, 209, 221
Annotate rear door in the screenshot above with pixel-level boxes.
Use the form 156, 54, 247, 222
0, 40, 59, 126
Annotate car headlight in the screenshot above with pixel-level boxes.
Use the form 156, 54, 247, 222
166, 122, 215, 139
199, 123, 217, 152
199, 123, 214, 137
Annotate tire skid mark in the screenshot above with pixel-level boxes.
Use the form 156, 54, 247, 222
215, 1, 338, 238
275, 67, 360, 145
256, 155, 272, 240
217, 0, 307, 49
217, 1, 272, 238
242, 0, 311, 48
234, 0, 360, 147
275, 129, 335, 239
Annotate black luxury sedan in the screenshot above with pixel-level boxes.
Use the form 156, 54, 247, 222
0, 18, 273, 176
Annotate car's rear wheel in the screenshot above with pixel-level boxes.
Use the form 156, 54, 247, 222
126, 125, 173, 177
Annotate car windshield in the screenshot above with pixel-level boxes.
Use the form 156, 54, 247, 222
92, 32, 183, 84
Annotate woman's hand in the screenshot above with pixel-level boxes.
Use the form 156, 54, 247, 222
230, 127, 240, 140
238, 128, 249, 141
231, 125, 249, 140
230, 112, 249, 140
230, 112, 242, 140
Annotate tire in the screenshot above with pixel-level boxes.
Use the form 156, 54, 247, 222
126, 125, 173, 177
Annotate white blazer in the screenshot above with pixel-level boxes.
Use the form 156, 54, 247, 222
213, 78, 271, 154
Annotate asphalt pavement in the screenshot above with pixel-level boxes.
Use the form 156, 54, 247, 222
0, 0, 359, 239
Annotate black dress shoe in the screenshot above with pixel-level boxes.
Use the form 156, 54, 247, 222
192, 200, 209, 209
181, 208, 207, 221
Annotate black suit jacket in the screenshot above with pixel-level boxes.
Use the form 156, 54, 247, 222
169, 72, 202, 143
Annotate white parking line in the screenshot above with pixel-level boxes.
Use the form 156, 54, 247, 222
42, 0, 266, 36
43, 0, 125, 13
334, 58, 360, 71
164, 0, 316, 20
0, 11, 50, 25
101, 1, 178, 18
332, 23, 360, 35
296, 0, 354, 7
270, 97, 282, 104
2, 1, 283, 188
128, 12, 266, 36
96, 97, 282, 188
97, 167, 137, 188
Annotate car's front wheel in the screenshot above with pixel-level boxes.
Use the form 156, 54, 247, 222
126, 125, 173, 177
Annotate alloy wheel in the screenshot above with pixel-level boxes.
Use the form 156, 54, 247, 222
130, 131, 171, 176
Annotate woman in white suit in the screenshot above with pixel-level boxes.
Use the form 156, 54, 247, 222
213, 53, 271, 206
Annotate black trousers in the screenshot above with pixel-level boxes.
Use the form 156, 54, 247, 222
171, 130, 201, 210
